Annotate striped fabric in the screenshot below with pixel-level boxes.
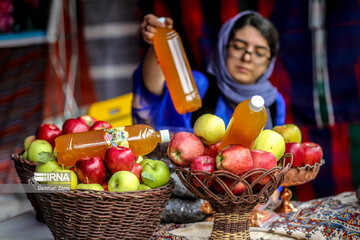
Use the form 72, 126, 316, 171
0, 0, 97, 184
269, 0, 360, 201
0, 45, 47, 184
138, 0, 360, 200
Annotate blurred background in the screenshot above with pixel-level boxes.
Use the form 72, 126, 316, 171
0, 0, 359, 202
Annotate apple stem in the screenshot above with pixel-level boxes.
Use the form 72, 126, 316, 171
145, 163, 155, 170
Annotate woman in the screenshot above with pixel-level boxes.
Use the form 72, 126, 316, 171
132, 11, 285, 130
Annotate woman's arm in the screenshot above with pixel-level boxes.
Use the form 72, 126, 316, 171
140, 14, 173, 95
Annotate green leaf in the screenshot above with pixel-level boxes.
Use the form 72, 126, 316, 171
141, 171, 156, 183
136, 155, 144, 164
36, 152, 56, 164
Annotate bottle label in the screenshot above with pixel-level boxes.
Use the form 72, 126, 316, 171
104, 127, 129, 148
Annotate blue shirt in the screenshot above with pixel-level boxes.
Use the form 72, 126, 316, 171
132, 64, 285, 131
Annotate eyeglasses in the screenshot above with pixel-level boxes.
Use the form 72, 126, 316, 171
226, 40, 271, 65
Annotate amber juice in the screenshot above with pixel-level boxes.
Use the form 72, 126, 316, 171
56, 124, 166, 166
153, 26, 202, 114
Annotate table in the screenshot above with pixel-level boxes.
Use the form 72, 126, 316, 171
158, 191, 360, 240
0, 192, 359, 240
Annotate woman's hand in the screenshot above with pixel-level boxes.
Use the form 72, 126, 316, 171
141, 14, 173, 45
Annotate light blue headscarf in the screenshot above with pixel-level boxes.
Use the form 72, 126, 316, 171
207, 11, 278, 116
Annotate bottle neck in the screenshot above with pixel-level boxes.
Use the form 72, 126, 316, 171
249, 102, 263, 112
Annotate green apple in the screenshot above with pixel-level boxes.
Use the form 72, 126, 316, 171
36, 160, 61, 173
48, 169, 78, 189
22, 151, 28, 160
273, 124, 302, 143
138, 184, 152, 191
194, 114, 225, 145
35, 160, 61, 184
53, 147, 57, 157
253, 129, 285, 161
35, 160, 61, 183
75, 183, 104, 191
24, 135, 35, 150
141, 160, 170, 188
108, 171, 140, 192
28, 139, 53, 162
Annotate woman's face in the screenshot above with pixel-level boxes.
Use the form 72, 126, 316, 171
225, 25, 271, 84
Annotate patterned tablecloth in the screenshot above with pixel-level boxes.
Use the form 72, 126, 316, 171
151, 191, 360, 240
0, 192, 358, 239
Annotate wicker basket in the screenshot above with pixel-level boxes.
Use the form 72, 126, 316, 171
275, 159, 325, 214
11, 153, 44, 223
172, 153, 292, 240
30, 178, 174, 240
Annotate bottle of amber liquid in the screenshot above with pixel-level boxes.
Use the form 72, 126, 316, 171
153, 17, 202, 114
55, 124, 170, 166
218, 95, 267, 150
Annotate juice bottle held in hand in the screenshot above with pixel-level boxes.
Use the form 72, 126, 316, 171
153, 17, 202, 114
218, 95, 267, 151
55, 124, 170, 166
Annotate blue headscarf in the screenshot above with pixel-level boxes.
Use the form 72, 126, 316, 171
207, 11, 278, 123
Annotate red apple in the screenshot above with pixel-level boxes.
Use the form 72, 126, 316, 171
101, 182, 108, 191
167, 132, 205, 167
203, 142, 220, 159
214, 177, 246, 195
131, 162, 143, 181
90, 120, 112, 130
301, 142, 323, 166
77, 115, 97, 127
75, 156, 107, 184
35, 123, 62, 148
105, 146, 135, 174
190, 155, 216, 187
62, 118, 89, 134
249, 150, 277, 185
284, 143, 304, 167
216, 145, 253, 175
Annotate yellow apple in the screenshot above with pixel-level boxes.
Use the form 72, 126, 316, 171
194, 114, 225, 145
253, 129, 285, 161
273, 124, 302, 143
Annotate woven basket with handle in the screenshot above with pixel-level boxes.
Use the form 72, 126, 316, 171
11, 153, 44, 223
30, 178, 174, 240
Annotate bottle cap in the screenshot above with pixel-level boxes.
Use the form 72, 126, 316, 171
158, 17, 166, 24
159, 129, 170, 143
249, 95, 265, 112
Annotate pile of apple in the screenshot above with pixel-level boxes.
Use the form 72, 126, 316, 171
273, 124, 324, 168
23, 115, 171, 192
167, 114, 324, 196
